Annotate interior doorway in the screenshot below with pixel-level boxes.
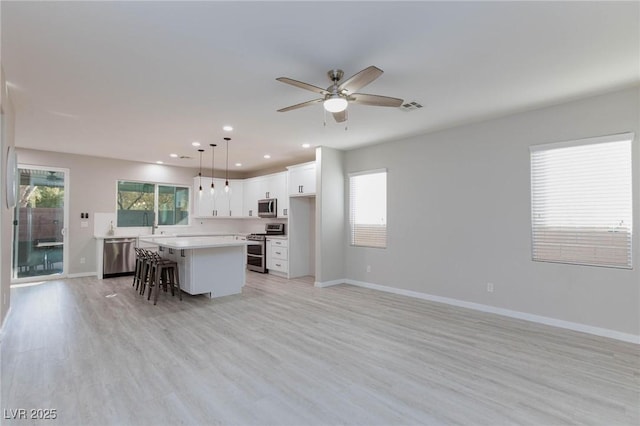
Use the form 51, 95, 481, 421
12, 165, 69, 281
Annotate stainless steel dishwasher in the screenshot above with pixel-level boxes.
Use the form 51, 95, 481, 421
103, 238, 136, 278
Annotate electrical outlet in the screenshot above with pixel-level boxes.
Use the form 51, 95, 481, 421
80, 257, 86, 264
366, 265, 371, 273
487, 282, 494, 293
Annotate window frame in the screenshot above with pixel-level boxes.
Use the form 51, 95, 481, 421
116, 180, 190, 228
529, 132, 634, 269
348, 168, 388, 249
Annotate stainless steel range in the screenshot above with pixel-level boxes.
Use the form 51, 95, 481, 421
247, 223, 285, 273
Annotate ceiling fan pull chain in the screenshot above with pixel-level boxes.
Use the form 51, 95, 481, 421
323, 108, 327, 127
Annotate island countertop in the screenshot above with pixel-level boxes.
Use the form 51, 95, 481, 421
139, 235, 256, 250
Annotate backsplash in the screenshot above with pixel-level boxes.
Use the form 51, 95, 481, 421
94, 212, 288, 236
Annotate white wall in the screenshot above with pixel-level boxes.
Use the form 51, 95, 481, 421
315, 147, 345, 285
344, 87, 640, 337
14, 149, 265, 276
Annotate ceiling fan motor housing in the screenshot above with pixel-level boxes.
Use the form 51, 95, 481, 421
327, 69, 344, 83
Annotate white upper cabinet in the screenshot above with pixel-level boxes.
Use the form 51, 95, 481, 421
193, 177, 215, 217
193, 177, 243, 217
288, 162, 316, 196
243, 176, 263, 218
265, 172, 288, 217
193, 170, 292, 218
214, 178, 243, 217
243, 172, 288, 218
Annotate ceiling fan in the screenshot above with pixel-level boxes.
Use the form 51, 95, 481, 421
46, 171, 64, 182
276, 65, 403, 122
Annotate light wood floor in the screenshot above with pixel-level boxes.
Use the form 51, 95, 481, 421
1, 273, 638, 425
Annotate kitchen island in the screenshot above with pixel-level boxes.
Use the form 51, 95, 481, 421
138, 235, 252, 299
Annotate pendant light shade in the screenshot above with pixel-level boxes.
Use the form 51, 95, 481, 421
197, 149, 204, 191
224, 137, 231, 193
209, 143, 216, 194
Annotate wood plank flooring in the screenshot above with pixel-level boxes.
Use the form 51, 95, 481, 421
1, 273, 638, 425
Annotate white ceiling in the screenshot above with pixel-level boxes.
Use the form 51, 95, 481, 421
2, 1, 638, 172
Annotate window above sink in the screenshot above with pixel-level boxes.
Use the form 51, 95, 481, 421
117, 180, 190, 227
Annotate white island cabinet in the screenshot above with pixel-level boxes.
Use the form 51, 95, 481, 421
140, 236, 251, 298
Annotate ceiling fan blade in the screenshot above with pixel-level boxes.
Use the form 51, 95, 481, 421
338, 66, 383, 94
332, 110, 347, 123
276, 77, 329, 96
277, 98, 323, 112
349, 93, 404, 107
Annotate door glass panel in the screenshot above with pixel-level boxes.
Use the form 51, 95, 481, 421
13, 168, 66, 279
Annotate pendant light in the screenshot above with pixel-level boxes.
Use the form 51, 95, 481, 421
197, 149, 204, 191
224, 137, 231, 193
209, 143, 216, 194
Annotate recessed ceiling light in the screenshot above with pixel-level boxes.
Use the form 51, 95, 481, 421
302, 143, 311, 148
192, 141, 201, 147
169, 153, 178, 158
223, 125, 233, 132
263, 154, 271, 159
235, 163, 242, 167
156, 161, 164, 164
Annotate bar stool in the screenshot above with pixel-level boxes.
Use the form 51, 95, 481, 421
132, 247, 143, 289
146, 252, 182, 305
137, 249, 155, 296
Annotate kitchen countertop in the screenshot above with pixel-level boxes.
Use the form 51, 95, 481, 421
139, 235, 255, 250
95, 232, 249, 240
265, 235, 288, 240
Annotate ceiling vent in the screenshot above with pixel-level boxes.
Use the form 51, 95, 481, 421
179, 155, 193, 159
400, 101, 423, 112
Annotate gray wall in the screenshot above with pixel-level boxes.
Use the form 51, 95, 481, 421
15, 149, 202, 275
345, 87, 640, 336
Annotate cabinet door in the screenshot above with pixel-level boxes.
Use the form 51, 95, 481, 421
243, 176, 263, 217
288, 162, 316, 196
193, 177, 215, 217
228, 179, 244, 217
269, 172, 288, 217
212, 178, 243, 217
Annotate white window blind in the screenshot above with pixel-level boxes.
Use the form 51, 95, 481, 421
530, 133, 633, 269
349, 169, 387, 248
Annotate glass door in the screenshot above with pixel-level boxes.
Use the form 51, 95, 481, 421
12, 166, 69, 280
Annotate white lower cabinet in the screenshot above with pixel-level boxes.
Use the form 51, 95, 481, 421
267, 238, 288, 276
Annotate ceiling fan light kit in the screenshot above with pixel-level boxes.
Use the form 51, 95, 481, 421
323, 95, 348, 113
276, 65, 403, 122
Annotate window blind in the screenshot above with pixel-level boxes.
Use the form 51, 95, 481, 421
349, 170, 387, 248
530, 133, 633, 269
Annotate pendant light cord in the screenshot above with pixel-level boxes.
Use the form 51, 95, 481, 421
224, 137, 231, 192
210, 144, 216, 192
198, 149, 204, 191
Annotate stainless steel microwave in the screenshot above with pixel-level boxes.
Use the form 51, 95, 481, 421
258, 198, 277, 218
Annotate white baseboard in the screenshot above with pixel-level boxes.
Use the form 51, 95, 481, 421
344, 279, 640, 345
67, 272, 97, 279
314, 279, 345, 288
